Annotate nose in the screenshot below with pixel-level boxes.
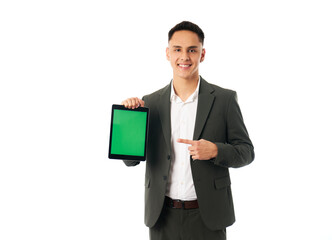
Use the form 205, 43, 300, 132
181, 52, 189, 61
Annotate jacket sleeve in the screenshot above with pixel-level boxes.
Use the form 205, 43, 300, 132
212, 92, 255, 168
123, 160, 141, 167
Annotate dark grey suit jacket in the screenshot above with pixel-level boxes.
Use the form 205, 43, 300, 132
124, 77, 254, 231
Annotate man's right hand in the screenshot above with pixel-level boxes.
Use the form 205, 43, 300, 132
121, 97, 145, 109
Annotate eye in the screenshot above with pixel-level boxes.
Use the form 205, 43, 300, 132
189, 49, 196, 53
174, 49, 181, 52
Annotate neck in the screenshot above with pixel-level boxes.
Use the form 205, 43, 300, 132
173, 75, 200, 102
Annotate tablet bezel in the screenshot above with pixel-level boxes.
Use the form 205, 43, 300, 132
108, 104, 149, 161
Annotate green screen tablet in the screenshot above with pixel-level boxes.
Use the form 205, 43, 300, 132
108, 104, 149, 160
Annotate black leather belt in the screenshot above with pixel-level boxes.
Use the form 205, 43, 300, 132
165, 196, 199, 209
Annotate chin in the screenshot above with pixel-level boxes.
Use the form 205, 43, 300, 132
178, 72, 197, 80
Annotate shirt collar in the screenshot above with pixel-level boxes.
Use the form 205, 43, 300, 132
170, 77, 201, 103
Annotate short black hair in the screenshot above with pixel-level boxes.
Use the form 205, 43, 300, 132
168, 21, 205, 45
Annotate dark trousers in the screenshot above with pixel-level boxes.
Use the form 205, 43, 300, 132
149, 205, 226, 240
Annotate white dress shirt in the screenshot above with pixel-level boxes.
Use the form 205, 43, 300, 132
165, 78, 200, 201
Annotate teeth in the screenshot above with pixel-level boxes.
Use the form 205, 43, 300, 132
179, 64, 190, 67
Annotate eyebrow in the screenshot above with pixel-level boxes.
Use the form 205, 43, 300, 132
172, 45, 199, 49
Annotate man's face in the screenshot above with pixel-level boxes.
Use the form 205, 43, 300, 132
166, 30, 205, 81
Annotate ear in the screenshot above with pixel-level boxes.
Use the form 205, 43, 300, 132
166, 47, 170, 61
200, 48, 206, 63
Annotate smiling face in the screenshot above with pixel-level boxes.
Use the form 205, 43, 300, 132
166, 30, 205, 81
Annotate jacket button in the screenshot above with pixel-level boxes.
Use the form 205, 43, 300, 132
167, 155, 171, 160
163, 176, 167, 181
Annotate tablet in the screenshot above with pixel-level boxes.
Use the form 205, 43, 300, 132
108, 104, 149, 161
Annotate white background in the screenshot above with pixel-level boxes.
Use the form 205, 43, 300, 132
1, 0, 332, 239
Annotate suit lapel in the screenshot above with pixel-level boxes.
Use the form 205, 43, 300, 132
158, 83, 172, 153
193, 78, 215, 140
157, 78, 215, 150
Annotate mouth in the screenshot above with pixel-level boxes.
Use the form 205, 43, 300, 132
177, 64, 192, 68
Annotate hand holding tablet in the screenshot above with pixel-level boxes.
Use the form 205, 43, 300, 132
121, 97, 145, 109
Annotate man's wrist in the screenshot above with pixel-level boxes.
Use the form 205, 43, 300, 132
211, 142, 218, 159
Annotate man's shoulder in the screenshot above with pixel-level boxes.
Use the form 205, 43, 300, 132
201, 78, 236, 97
143, 83, 171, 101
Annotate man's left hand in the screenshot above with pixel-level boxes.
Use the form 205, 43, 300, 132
177, 138, 218, 160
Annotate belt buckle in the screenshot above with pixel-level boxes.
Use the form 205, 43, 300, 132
172, 199, 185, 209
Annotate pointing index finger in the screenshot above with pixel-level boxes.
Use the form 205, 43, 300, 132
177, 138, 195, 145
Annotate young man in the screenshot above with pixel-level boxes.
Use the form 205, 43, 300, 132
122, 21, 254, 240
